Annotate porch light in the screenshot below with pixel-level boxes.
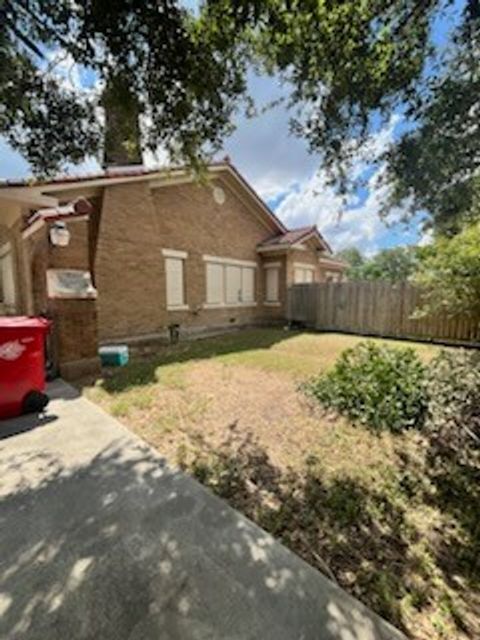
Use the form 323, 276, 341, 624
49, 222, 71, 247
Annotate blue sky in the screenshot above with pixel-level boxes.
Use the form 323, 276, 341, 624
0, 0, 464, 254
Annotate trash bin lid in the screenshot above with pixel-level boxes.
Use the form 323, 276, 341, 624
0, 316, 51, 330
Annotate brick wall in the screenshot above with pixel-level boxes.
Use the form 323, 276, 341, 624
50, 298, 99, 379
24, 219, 100, 379
95, 178, 288, 341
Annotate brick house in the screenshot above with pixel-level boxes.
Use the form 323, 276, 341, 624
0, 161, 346, 378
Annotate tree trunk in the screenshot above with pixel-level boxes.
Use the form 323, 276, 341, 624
101, 74, 142, 167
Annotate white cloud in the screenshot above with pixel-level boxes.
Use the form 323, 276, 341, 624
223, 73, 318, 200
272, 116, 421, 253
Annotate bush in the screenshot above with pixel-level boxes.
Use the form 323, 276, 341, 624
425, 349, 480, 460
304, 342, 427, 432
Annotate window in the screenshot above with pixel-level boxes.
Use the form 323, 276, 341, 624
294, 263, 315, 284
242, 267, 255, 302
325, 270, 341, 283
203, 255, 256, 307
0, 242, 16, 313
265, 263, 280, 303
206, 263, 223, 305
162, 249, 188, 310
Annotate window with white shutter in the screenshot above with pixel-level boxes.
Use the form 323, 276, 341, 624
203, 255, 257, 307
304, 268, 314, 283
226, 265, 242, 303
206, 263, 224, 304
294, 264, 315, 284
0, 242, 16, 313
162, 249, 187, 310
265, 267, 279, 302
241, 267, 255, 302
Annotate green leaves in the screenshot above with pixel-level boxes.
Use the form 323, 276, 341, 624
414, 220, 480, 316
2, 0, 248, 174
425, 349, 480, 462
337, 246, 420, 281
304, 342, 428, 432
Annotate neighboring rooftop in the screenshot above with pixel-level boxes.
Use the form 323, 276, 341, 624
259, 224, 332, 254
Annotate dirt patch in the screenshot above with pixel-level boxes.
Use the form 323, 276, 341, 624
120, 361, 399, 481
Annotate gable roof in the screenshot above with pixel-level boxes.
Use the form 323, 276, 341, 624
258, 224, 332, 254
0, 161, 287, 236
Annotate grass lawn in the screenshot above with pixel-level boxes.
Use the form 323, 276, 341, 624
82, 328, 479, 639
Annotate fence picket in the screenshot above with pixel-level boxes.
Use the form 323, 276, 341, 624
288, 282, 480, 346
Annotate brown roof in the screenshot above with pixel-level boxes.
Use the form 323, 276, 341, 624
0, 163, 213, 189
259, 225, 332, 253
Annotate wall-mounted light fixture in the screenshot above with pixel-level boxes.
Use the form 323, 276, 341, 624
49, 222, 71, 247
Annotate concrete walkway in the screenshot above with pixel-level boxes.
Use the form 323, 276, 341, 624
0, 380, 404, 640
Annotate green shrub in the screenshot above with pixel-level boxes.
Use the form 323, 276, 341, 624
304, 342, 427, 432
425, 349, 480, 459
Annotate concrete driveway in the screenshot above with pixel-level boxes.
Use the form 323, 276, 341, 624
0, 380, 404, 640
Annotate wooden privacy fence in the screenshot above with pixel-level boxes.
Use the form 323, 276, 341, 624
287, 281, 480, 345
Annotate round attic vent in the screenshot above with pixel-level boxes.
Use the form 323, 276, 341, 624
213, 186, 226, 205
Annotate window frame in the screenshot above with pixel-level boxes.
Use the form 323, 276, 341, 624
0, 242, 16, 313
293, 262, 316, 284
162, 248, 188, 311
264, 262, 281, 306
203, 255, 257, 308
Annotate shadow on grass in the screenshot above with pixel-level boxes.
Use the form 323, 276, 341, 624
180, 426, 480, 639
86, 328, 298, 394
425, 447, 480, 590
180, 429, 415, 634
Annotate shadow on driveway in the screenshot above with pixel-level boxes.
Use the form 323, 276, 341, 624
0, 380, 404, 640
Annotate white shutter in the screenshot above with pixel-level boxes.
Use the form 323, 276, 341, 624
266, 268, 279, 302
206, 263, 224, 304
294, 268, 304, 284
304, 268, 314, 283
0, 245, 16, 308
226, 265, 242, 303
241, 267, 255, 302
165, 257, 184, 307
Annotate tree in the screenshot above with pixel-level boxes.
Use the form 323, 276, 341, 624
383, 1, 480, 235
204, 0, 479, 232
414, 221, 480, 316
203, 0, 438, 179
339, 246, 419, 281
335, 247, 365, 279
2, 0, 478, 239
2, 0, 452, 176
1, 0, 247, 173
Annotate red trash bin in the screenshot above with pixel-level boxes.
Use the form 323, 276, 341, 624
0, 316, 51, 419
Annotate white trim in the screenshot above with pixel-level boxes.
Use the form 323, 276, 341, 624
263, 261, 281, 269
22, 218, 45, 239
203, 254, 257, 268
264, 301, 281, 307
257, 244, 290, 253
167, 304, 189, 311
203, 302, 258, 309
0, 188, 58, 208
318, 257, 347, 269
162, 248, 188, 259
293, 262, 316, 271
291, 243, 307, 251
